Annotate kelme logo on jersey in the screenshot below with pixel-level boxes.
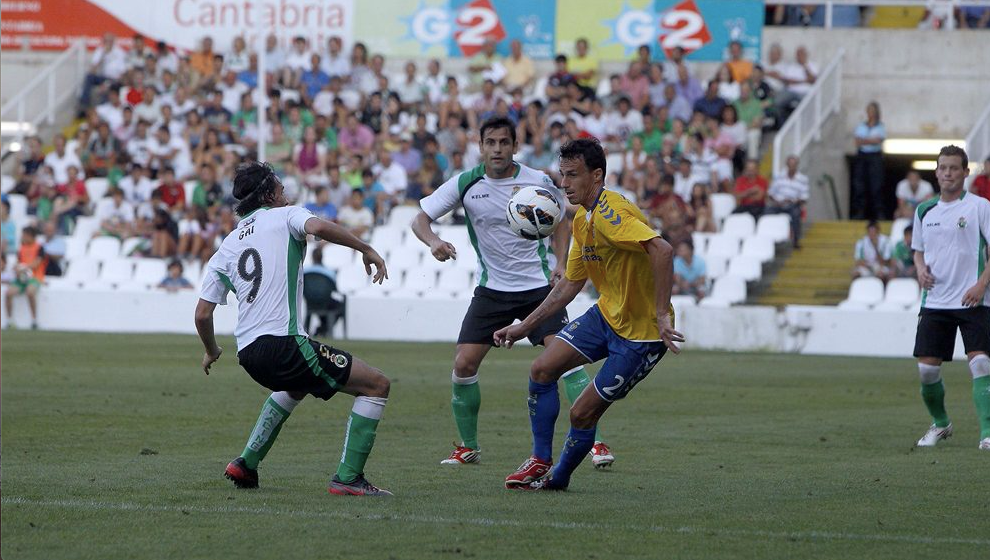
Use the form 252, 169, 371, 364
958, 217, 967, 228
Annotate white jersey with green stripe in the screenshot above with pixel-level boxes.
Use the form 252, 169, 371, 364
912, 192, 990, 309
200, 206, 314, 350
419, 162, 566, 292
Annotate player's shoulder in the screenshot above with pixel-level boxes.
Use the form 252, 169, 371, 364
515, 163, 555, 189
916, 196, 940, 220
600, 189, 645, 219
964, 191, 990, 210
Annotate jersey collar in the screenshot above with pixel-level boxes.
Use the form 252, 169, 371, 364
239, 206, 270, 221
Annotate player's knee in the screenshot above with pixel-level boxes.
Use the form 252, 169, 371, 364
569, 406, 597, 430
529, 358, 556, 384
453, 354, 479, 378
368, 370, 390, 398
968, 354, 990, 380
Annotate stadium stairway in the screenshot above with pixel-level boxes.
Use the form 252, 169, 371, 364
758, 220, 889, 307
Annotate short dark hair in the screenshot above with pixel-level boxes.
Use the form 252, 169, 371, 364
559, 138, 607, 178
479, 116, 516, 144
938, 144, 968, 169
867, 220, 879, 230
168, 259, 184, 272
555, 54, 567, 64
903, 225, 913, 236
232, 161, 280, 216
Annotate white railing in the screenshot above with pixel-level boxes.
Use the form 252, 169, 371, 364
772, 48, 845, 177
769, 0, 990, 30
965, 100, 990, 165
0, 40, 86, 152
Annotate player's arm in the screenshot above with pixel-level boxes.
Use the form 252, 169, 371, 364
194, 298, 223, 375
644, 236, 685, 354
914, 250, 934, 288
494, 276, 585, 349
411, 211, 456, 261
305, 217, 387, 284
549, 213, 571, 286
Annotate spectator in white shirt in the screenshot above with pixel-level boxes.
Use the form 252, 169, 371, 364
337, 189, 374, 241
374, 147, 409, 197
284, 36, 313, 87
321, 36, 351, 78
852, 220, 892, 282
420, 59, 446, 107
81, 33, 128, 109
126, 121, 153, 168
133, 86, 161, 123
154, 41, 179, 76
218, 71, 250, 115
223, 36, 250, 74
118, 163, 156, 204
43, 135, 82, 185
767, 155, 810, 247
263, 34, 285, 74
149, 126, 193, 180
894, 170, 935, 219
167, 87, 197, 120
96, 187, 136, 238
606, 97, 644, 147
95, 89, 125, 131
394, 61, 423, 109
582, 99, 609, 141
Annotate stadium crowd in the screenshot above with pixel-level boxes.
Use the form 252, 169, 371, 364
2, 30, 833, 305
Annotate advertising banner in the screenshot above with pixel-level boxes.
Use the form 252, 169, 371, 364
556, 0, 763, 62
0, 0, 355, 52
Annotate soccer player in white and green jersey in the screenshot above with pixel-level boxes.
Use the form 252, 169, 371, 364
411, 116, 616, 467
911, 145, 990, 451
194, 161, 396, 495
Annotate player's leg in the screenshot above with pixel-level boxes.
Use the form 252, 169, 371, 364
25, 282, 38, 327
4, 285, 16, 324
505, 336, 590, 489
443, 343, 490, 464
913, 309, 955, 446
329, 354, 393, 495
550, 348, 614, 469
227, 389, 306, 488
959, 307, 990, 448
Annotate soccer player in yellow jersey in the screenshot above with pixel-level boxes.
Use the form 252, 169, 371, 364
496, 138, 684, 490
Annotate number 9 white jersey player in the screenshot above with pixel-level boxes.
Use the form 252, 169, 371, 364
193, 161, 396, 496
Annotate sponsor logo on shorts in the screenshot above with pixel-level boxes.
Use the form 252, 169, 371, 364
331, 353, 349, 368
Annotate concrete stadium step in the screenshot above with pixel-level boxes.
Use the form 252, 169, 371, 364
757, 220, 895, 307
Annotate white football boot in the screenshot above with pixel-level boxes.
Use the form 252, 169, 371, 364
978, 437, 990, 451
916, 423, 953, 447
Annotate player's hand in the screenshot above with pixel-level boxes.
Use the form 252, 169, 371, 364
430, 239, 457, 262
962, 281, 987, 307
658, 313, 685, 354
917, 265, 935, 289
363, 249, 388, 284
549, 265, 565, 287
494, 323, 528, 349
203, 346, 222, 375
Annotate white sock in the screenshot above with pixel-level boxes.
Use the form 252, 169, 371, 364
271, 391, 301, 413
452, 371, 479, 385
353, 396, 387, 420
968, 354, 990, 380
918, 363, 942, 385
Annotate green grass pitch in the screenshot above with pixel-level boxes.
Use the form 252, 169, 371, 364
1, 330, 988, 559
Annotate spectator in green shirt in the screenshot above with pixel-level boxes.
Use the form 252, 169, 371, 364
733, 82, 764, 159
630, 113, 664, 155
892, 225, 916, 279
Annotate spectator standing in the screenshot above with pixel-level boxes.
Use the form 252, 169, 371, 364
852, 220, 892, 282
5, 226, 45, 329
672, 240, 707, 299
894, 170, 935, 219
467, 39, 504, 90
733, 159, 768, 218
767, 155, 809, 247
321, 36, 351, 78
80, 33, 128, 110
852, 101, 886, 220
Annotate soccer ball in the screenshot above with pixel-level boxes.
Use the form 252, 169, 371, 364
505, 186, 562, 240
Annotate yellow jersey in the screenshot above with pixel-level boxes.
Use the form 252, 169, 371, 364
565, 189, 664, 341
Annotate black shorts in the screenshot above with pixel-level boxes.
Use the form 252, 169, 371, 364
914, 307, 990, 361
237, 335, 352, 400
458, 285, 569, 346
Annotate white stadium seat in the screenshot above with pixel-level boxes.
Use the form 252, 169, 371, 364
1, 175, 14, 194
402, 269, 438, 294
335, 266, 370, 294
64, 237, 89, 261
837, 277, 885, 310
710, 193, 736, 224
699, 276, 747, 307
7, 193, 28, 224
72, 216, 102, 239
727, 255, 763, 282
704, 255, 728, 280
99, 258, 134, 285
721, 213, 756, 240
691, 232, 715, 255
120, 237, 146, 257
62, 258, 101, 286
705, 234, 741, 262
756, 214, 791, 244
873, 278, 921, 311
371, 225, 405, 250
741, 236, 776, 263
438, 267, 474, 295
85, 177, 110, 202
385, 249, 421, 275
320, 244, 357, 271
133, 259, 169, 286
670, 294, 697, 317
88, 236, 122, 261
387, 205, 421, 228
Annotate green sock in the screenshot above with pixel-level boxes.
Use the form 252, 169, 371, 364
562, 368, 601, 440
241, 396, 293, 469
451, 374, 481, 449
921, 380, 950, 428
336, 397, 385, 483
972, 376, 990, 438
